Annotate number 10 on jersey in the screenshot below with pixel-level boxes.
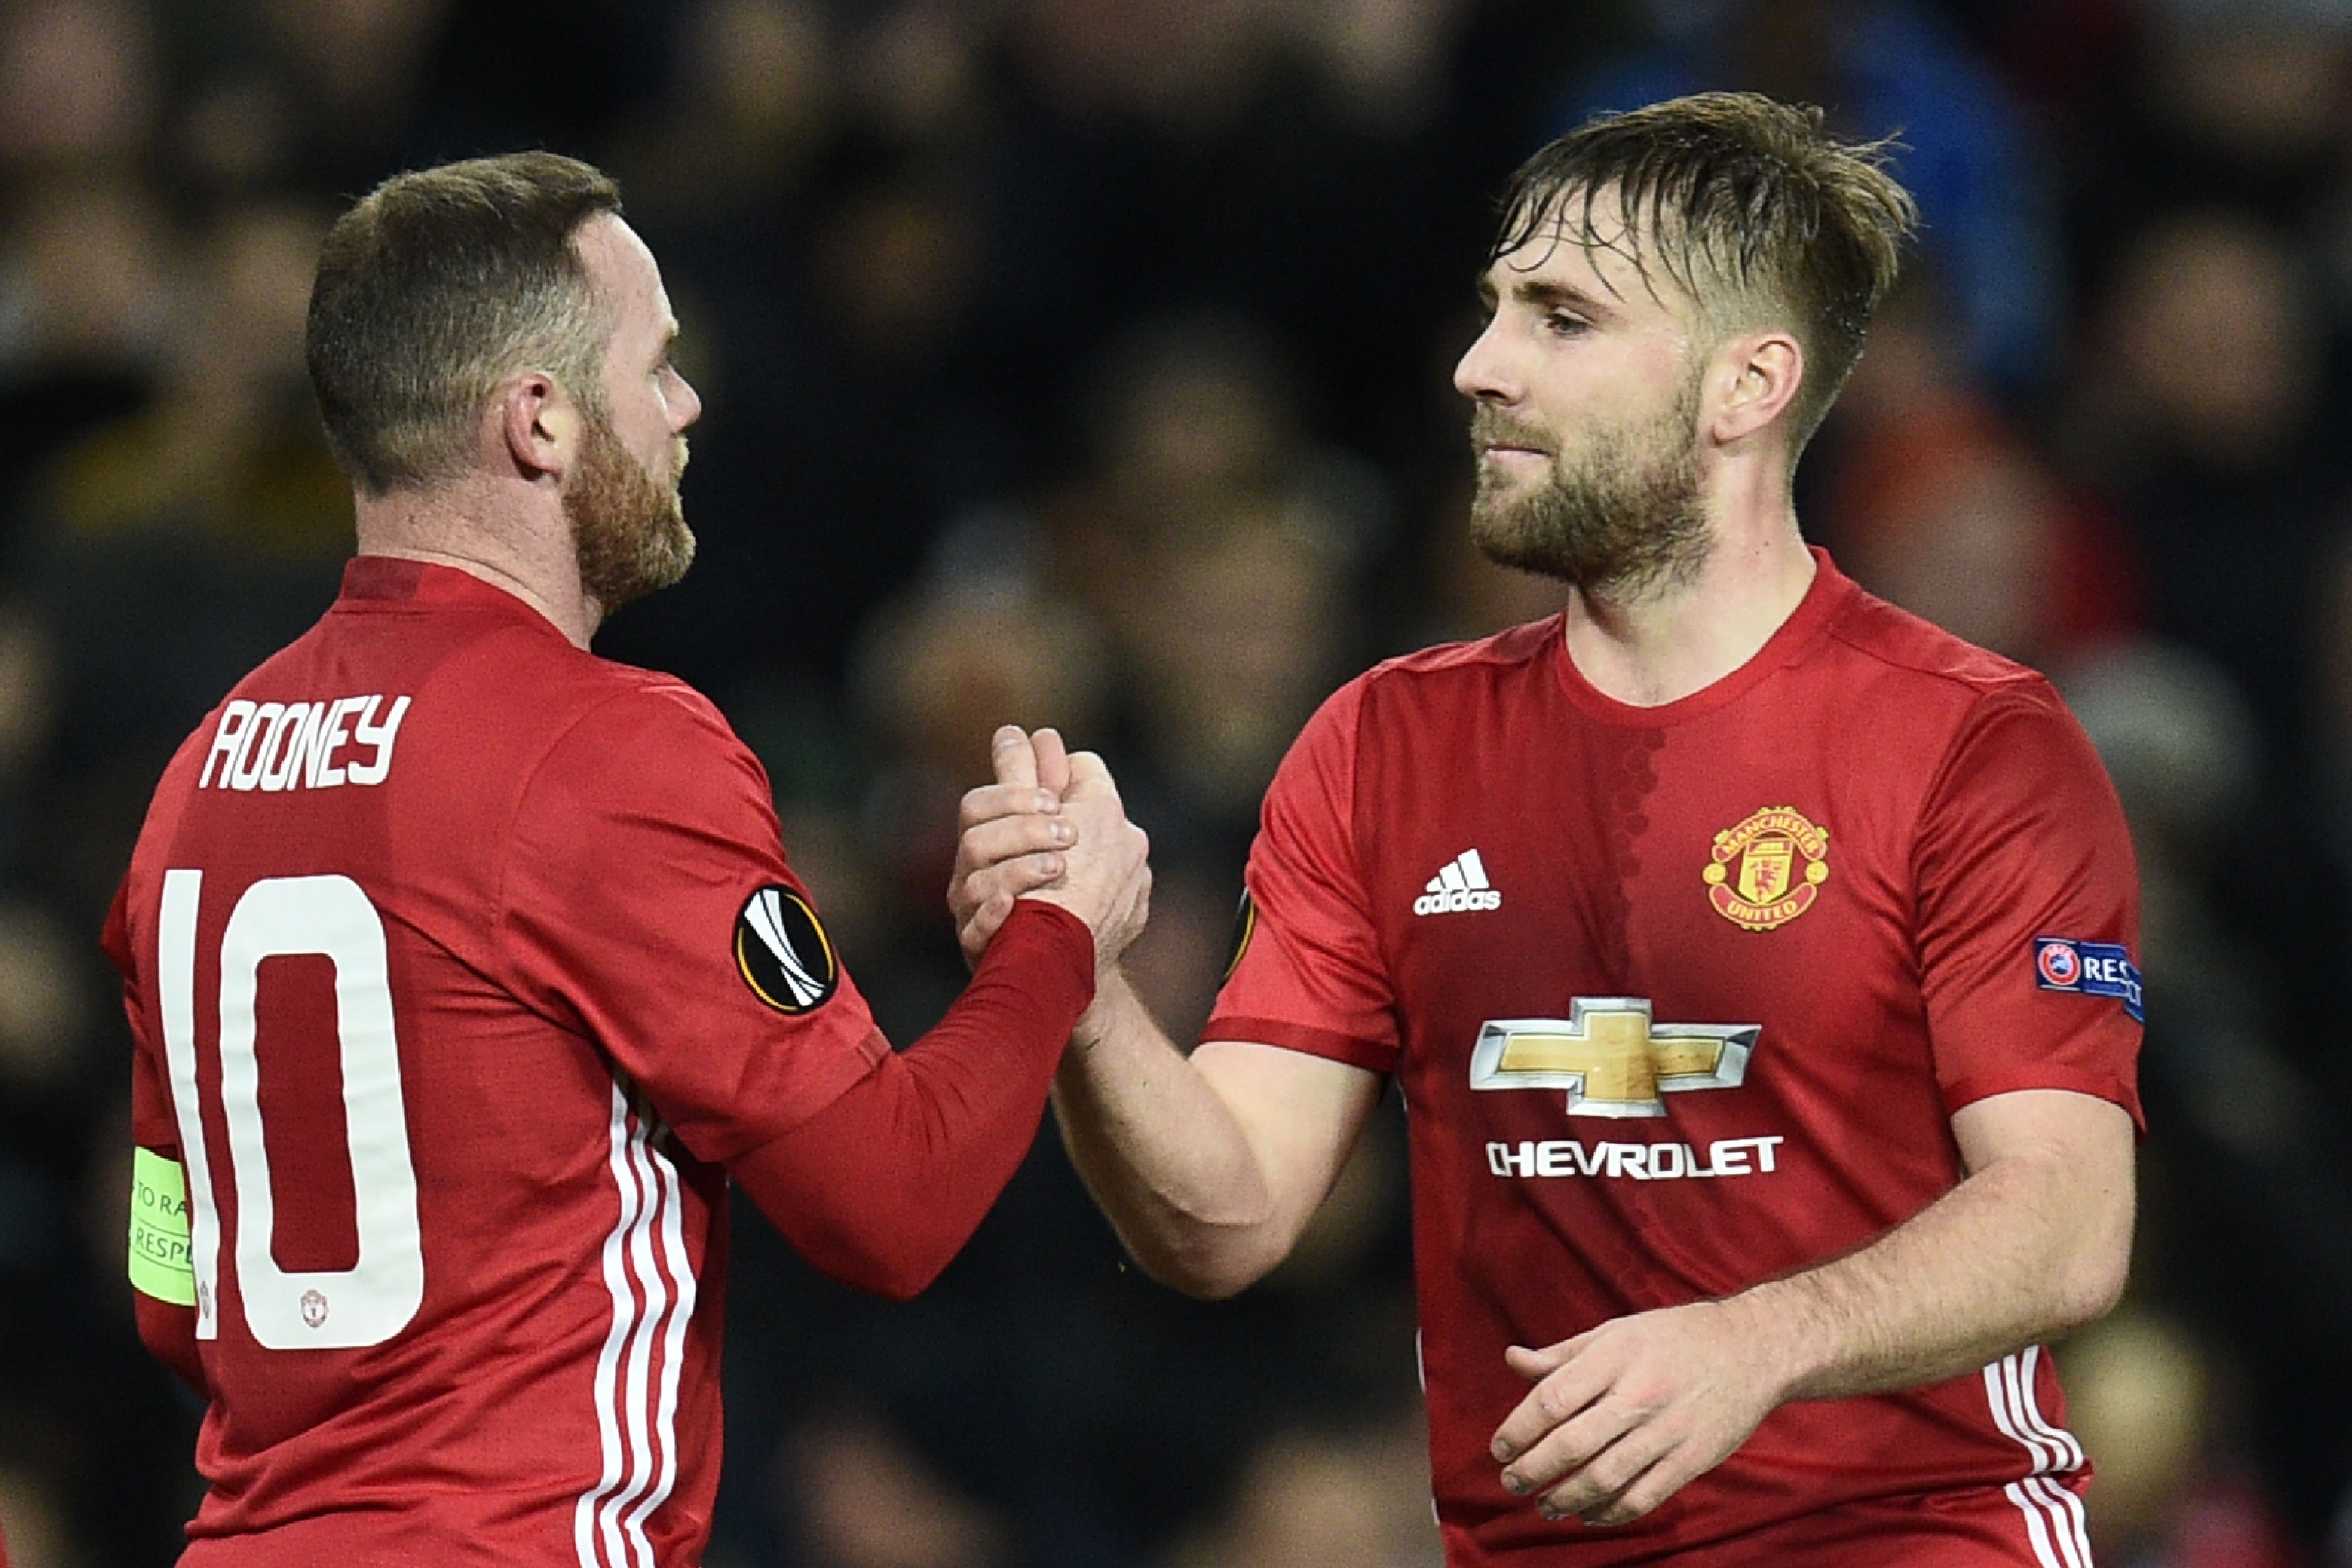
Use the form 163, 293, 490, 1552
157, 869, 424, 1350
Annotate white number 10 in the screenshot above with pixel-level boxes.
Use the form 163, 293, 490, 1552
158, 869, 424, 1350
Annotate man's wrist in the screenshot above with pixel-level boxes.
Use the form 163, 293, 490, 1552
982, 899, 1097, 1015
1714, 1276, 1830, 1405
1071, 966, 1140, 1060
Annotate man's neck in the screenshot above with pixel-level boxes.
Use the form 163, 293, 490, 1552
1560, 499, 1816, 709
351, 479, 601, 649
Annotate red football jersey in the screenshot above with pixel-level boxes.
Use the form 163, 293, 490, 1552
106, 559, 897, 1566
1208, 552, 2142, 1567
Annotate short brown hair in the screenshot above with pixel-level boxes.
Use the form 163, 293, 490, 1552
305, 151, 622, 496
1492, 91, 1918, 451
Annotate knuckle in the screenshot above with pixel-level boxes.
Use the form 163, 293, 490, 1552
1515, 1438, 1570, 1485
1584, 1451, 1639, 1497
1540, 1479, 1594, 1520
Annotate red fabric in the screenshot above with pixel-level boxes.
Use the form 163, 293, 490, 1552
133, 1284, 208, 1398
733, 901, 1092, 1301
1208, 550, 2142, 1565
101, 558, 1067, 1565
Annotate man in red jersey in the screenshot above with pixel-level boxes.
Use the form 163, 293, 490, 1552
954, 94, 2140, 1566
104, 152, 1149, 1567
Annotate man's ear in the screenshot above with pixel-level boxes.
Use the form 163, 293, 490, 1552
1707, 329, 1804, 448
498, 372, 580, 482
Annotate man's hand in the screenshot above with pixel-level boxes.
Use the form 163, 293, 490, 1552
1487, 1089, 2134, 1528
950, 726, 1150, 973
1489, 1300, 1786, 1526
950, 726, 1074, 966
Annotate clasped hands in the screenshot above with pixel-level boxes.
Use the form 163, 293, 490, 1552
948, 725, 1150, 976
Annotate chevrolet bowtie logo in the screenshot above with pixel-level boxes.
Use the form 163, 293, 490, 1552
1469, 998, 1760, 1118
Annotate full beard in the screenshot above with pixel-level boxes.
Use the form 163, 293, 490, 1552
1468, 382, 1710, 599
566, 409, 695, 614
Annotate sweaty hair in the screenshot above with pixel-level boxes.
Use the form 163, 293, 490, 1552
1492, 92, 1919, 452
305, 151, 623, 497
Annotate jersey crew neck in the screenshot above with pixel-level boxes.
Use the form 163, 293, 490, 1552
336, 555, 569, 639
1548, 545, 1858, 728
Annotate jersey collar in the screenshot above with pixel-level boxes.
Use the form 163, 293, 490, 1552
1549, 545, 1858, 728
335, 554, 574, 640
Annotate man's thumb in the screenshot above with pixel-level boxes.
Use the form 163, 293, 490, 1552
991, 725, 1040, 789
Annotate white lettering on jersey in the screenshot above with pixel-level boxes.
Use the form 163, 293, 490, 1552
1414, 849, 1503, 915
1484, 1135, 1784, 1181
200, 694, 412, 792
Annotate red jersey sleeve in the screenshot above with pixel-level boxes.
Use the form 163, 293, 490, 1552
1914, 679, 2144, 1127
105, 870, 192, 1166
497, 681, 887, 1165
105, 875, 183, 1156
105, 874, 211, 1391
1205, 679, 1398, 1072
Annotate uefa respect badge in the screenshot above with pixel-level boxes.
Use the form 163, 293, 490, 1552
2032, 937, 2144, 1023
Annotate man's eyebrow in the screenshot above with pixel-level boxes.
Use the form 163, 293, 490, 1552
1475, 258, 1616, 315
1507, 277, 1611, 316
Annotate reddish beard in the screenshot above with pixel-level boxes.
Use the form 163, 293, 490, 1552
565, 407, 694, 612
1467, 374, 1709, 597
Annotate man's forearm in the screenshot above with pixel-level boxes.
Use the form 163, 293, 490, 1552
1051, 972, 1286, 1298
731, 901, 1094, 1301
1724, 1133, 2132, 1403
1490, 1091, 2136, 1521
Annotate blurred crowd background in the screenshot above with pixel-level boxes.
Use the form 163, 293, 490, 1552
2, 0, 2352, 1564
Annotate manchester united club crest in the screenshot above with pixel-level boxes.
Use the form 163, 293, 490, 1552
1703, 806, 1830, 930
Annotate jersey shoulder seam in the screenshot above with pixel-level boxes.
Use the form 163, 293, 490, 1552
1819, 595, 2045, 699
484, 669, 734, 1007
1358, 617, 1561, 691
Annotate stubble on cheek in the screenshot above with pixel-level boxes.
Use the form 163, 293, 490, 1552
1464, 384, 1709, 595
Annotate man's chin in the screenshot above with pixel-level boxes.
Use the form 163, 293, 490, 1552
659, 522, 696, 587
635, 516, 696, 598
1467, 512, 1571, 582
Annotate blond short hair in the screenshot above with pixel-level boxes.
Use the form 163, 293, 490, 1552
1494, 92, 1919, 452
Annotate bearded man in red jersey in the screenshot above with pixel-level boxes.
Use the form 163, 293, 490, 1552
107, 151, 1149, 1567
956, 93, 2140, 1567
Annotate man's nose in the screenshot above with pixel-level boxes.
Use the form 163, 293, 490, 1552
1454, 318, 1521, 405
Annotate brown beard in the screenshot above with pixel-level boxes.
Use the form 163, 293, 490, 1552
566, 406, 694, 613
1467, 375, 1709, 598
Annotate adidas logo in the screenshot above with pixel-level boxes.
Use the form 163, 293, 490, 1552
1414, 849, 1501, 915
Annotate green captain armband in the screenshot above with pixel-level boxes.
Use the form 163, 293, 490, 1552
128, 1147, 196, 1306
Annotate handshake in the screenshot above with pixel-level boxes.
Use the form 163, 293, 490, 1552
947, 724, 1154, 978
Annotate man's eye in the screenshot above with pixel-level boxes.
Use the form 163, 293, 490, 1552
1546, 312, 1588, 336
